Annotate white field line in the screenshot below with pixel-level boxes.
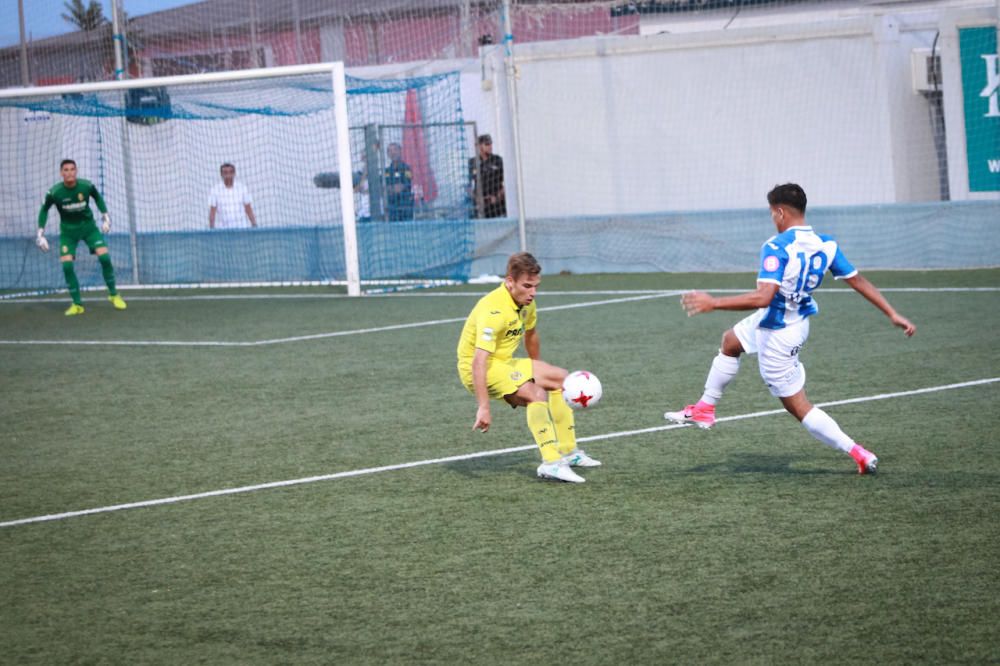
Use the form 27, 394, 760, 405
2, 286, 998, 305
2, 376, 997, 529
2, 287, 996, 347
0, 289, 677, 305
0, 292, 680, 347
4, 290, 664, 302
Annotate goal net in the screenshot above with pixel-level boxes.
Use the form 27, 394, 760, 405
0, 63, 473, 294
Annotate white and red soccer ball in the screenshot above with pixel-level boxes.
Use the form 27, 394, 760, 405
562, 370, 602, 410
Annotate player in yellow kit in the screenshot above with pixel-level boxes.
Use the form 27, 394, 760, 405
457, 252, 600, 483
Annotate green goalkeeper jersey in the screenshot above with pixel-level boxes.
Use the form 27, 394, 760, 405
38, 179, 107, 229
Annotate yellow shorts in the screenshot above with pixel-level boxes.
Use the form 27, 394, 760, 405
457, 357, 535, 400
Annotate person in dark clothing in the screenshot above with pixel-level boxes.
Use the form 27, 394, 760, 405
468, 134, 506, 219
384, 142, 414, 221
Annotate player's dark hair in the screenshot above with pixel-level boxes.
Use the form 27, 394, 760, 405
767, 183, 807, 213
60, 159, 76, 168
507, 252, 541, 279
220, 163, 235, 172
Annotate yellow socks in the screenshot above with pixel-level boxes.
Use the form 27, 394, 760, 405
526, 402, 560, 462
549, 389, 577, 456
525, 393, 578, 461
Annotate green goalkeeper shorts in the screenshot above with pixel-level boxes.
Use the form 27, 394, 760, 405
59, 221, 106, 257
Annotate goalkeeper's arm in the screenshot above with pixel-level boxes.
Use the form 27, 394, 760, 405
35, 227, 49, 252
89, 182, 111, 232
36, 194, 52, 251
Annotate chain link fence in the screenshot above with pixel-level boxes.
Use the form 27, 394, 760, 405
0, 0, 842, 87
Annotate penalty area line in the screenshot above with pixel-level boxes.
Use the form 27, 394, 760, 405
0, 292, 679, 348
3, 286, 997, 305
2, 376, 997, 529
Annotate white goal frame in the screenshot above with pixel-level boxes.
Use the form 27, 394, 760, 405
0, 63, 362, 296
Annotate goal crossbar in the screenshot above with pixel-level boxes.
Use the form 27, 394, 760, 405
2, 62, 361, 296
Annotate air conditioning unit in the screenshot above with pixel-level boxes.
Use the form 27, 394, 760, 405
911, 48, 942, 93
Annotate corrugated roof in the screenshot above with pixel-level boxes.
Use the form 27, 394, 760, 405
8, 0, 498, 51
5, 0, 619, 53
133, 0, 493, 33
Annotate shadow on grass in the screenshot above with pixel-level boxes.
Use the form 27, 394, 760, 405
686, 452, 839, 476
444, 452, 536, 479
442, 451, 861, 480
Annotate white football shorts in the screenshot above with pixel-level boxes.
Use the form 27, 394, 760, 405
732, 310, 810, 398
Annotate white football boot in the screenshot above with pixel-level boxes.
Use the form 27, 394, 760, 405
563, 449, 602, 467
536, 459, 586, 483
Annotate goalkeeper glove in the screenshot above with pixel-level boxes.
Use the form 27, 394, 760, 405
35, 228, 49, 252
101, 213, 111, 233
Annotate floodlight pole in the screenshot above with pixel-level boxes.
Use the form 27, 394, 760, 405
293, 0, 304, 65
17, 0, 29, 86
111, 0, 141, 284
250, 0, 260, 67
501, 0, 528, 252
460, 0, 472, 57
111, 0, 126, 79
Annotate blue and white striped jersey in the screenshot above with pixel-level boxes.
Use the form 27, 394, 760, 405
756, 225, 857, 329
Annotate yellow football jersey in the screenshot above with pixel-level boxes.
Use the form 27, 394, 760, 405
457, 283, 537, 363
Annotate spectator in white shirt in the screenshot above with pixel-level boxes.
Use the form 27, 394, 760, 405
209, 163, 257, 229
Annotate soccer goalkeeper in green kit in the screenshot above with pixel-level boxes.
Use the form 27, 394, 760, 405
37, 159, 127, 316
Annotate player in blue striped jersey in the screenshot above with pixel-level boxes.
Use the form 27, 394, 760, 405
664, 183, 915, 474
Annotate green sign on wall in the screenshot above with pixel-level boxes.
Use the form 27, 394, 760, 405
959, 26, 1000, 192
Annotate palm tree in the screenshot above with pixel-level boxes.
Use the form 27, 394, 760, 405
61, 0, 107, 31
60, 0, 108, 80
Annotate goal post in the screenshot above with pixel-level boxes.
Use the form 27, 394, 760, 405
329, 62, 361, 297
0, 62, 473, 296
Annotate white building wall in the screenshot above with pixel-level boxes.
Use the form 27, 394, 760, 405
482, 17, 949, 218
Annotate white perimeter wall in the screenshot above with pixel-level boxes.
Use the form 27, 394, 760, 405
481, 16, 950, 217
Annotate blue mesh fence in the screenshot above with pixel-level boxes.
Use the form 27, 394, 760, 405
0, 69, 473, 291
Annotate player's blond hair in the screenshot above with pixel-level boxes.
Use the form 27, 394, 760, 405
506, 252, 541, 280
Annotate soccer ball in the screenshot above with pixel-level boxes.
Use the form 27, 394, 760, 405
562, 370, 602, 410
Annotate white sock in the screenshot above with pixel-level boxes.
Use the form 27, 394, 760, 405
801, 407, 855, 453
699, 352, 740, 406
